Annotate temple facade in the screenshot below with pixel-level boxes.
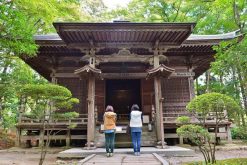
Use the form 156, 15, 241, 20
17, 22, 237, 148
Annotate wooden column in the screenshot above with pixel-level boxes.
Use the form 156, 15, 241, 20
179, 136, 184, 144
66, 129, 71, 147
226, 125, 232, 143
158, 77, 165, 148
153, 51, 165, 148
39, 129, 44, 147
75, 49, 102, 150
16, 96, 25, 147
188, 69, 195, 100
87, 75, 96, 149
154, 76, 161, 141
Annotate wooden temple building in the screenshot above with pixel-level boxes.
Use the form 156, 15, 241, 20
17, 22, 238, 148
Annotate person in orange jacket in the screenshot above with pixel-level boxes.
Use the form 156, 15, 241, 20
103, 105, 117, 157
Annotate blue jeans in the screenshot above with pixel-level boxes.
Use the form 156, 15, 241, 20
131, 132, 142, 152
105, 132, 115, 153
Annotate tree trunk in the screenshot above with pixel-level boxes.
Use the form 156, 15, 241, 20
236, 67, 247, 115
205, 70, 211, 93
196, 78, 200, 96
219, 75, 224, 93
232, 67, 245, 126
0, 59, 11, 120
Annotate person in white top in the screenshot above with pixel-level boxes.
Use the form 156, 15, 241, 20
129, 104, 142, 156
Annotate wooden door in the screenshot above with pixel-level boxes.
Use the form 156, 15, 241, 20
141, 79, 154, 117
95, 80, 105, 121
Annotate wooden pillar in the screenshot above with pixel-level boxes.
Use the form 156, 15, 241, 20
154, 77, 161, 141
179, 136, 184, 145
16, 96, 25, 147
188, 76, 195, 99
153, 50, 165, 147
226, 125, 232, 143
39, 129, 44, 147
16, 128, 21, 147
66, 129, 71, 147
158, 77, 165, 148
87, 75, 96, 149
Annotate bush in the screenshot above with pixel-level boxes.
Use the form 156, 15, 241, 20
231, 127, 247, 140
176, 116, 190, 125
0, 130, 15, 149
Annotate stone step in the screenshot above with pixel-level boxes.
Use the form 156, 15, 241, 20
57, 147, 195, 159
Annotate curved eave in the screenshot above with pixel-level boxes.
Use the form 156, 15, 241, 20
187, 30, 240, 41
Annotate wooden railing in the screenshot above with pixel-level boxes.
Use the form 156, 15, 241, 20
163, 112, 191, 122
19, 114, 88, 125
196, 111, 228, 122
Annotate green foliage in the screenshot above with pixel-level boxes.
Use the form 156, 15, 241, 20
14, 0, 82, 33
177, 124, 211, 146
80, 0, 107, 22
186, 92, 241, 120
0, 58, 46, 129
0, 0, 82, 129
231, 127, 247, 140
53, 112, 79, 120
19, 84, 79, 115
0, 1, 37, 57
182, 93, 242, 164
176, 116, 190, 125
177, 124, 216, 164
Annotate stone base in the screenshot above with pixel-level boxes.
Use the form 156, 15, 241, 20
84, 142, 96, 150
57, 146, 195, 159
155, 141, 169, 149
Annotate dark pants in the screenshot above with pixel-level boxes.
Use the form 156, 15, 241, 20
131, 132, 142, 152
105, 132, 115, 153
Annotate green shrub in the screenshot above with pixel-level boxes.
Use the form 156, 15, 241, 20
176, 116, 190, 124
231, 127, 247, 140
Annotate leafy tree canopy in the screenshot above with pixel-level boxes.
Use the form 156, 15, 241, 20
186, 92, 242, 119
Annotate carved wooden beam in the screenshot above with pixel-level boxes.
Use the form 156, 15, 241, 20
95, 49, 153, 63
147, 64, 175, 79
53, 71, 195, 79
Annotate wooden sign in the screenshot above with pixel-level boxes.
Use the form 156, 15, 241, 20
170, 72, 195, 77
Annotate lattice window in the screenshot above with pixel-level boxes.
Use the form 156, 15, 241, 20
161, 78, 190, 116
57, 78, 87, 114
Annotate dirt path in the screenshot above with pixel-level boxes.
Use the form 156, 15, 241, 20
0, 152, 56, 165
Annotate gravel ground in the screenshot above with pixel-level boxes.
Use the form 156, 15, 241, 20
0, 152, 56, 165
166, 149, 247, 165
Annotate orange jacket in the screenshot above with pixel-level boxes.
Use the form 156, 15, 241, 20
104, 112, 117, 130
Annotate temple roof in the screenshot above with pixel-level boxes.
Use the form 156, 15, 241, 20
52, 22, 195, 47
34, 30, 240, 44
27, 22, 240, 80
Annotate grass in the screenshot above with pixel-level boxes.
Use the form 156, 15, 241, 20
185, 158, 247, 165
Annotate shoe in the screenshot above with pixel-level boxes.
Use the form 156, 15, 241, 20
134, 152, 138, 156
137, 152, 140, 156
109, 153, 113, 157
106, 153, 110, 157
